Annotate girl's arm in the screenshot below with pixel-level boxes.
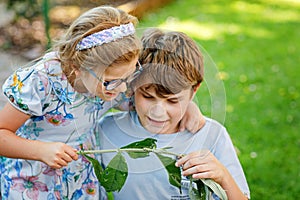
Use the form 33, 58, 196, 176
178, 101, 206, 133
0, 103, 78, 169
175, 150, 248, 200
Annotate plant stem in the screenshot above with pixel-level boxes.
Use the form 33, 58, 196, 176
77, 147, 182, 157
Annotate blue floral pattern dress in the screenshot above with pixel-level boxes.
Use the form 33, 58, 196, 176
0, 52, 112, 200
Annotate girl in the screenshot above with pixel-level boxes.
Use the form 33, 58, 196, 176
0, 6, 204, 200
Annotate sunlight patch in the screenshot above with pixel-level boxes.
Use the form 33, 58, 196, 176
159, 18, 217, 40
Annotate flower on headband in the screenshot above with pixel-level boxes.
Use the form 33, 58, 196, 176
76, 22, 135, 51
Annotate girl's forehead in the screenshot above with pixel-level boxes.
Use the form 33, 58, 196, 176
104, 58, 138, 78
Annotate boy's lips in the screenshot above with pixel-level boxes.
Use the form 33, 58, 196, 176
147, 116, 168, 125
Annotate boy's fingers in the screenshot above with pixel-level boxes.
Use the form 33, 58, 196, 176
175, 151, 209, 167
175, 154, 190, 167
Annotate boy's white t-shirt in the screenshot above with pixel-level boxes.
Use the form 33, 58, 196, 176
98, 111, 250, 200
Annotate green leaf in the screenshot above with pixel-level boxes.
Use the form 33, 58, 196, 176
100, 152, 128, 192
189, 177, 206, 200
121, 138, 157, 158
200, 179, 228, 200
156, 153, 182, 192
82, 154, 103, 181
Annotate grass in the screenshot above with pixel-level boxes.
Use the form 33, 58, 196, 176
138, 0, 300, 199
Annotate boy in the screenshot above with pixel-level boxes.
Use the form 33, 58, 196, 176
98, 28, 250, 199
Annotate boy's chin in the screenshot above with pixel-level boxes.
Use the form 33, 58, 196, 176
144, 125, 176, 134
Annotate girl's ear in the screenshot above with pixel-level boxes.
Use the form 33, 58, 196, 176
74, 69, 81, 77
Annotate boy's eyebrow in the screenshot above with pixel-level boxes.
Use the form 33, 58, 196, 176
138, 87, 155, 96
165, 92, 186, 101
139, 87, 185, 100
167, 96, 183, 101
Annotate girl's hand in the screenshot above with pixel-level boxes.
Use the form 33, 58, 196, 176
39, 142, 78, 169
179, 101, 206, 133
175, 150, 227, 185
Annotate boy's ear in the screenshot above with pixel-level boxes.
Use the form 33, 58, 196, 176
193, 83, 201, 92
191, 83, 201, 99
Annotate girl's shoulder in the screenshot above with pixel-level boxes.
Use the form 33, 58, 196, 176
1, 52, 74, 115
8, 51, 62, 79
35, 51, 62, 75
3, 51, 64, 92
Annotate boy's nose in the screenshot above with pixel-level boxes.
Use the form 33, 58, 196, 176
149, 103, 166, 118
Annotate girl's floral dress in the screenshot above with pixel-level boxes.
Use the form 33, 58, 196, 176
0, 52, 113, 200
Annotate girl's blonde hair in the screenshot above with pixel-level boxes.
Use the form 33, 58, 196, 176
53, 6, 141, 86
136, 28, 204, 96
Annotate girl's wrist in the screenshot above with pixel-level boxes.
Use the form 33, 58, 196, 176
30, 140, 46, 161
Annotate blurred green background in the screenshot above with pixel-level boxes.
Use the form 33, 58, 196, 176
1, 0, 300, 199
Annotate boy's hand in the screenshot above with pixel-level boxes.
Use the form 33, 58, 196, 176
38, 142, 78, 169
175, 150, 227, 185
179, 101, 205, 133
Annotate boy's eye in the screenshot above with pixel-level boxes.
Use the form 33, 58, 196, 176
168, 99, 179, 104
142, 94, 153, 99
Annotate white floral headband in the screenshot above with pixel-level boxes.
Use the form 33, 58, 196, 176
76, 22, 135, 51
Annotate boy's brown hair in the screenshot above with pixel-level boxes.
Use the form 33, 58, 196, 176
135, 28, 204, 96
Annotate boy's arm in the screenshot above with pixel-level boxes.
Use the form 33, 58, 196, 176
178, 101, 205, 133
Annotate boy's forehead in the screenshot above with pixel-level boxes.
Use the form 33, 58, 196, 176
139, 84, 185, 98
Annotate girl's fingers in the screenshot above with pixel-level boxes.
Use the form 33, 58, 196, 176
178, 117, 187, 132
51, 164, 63, 169
185, 118, 196, 133
61, 153, 73, 163
65, 148, 78, 160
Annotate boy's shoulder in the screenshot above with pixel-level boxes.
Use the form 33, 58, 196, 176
202, 117, 226, 129
195, 116, 228, 139
98, 111, 144, 140
99, 111, 132, 129
100, 111, 129, 122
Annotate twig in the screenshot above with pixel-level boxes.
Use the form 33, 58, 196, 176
77, 147, 182, 157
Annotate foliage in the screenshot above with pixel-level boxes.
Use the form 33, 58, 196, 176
5, 0, 51, 48
6, 0, 41, 19
78, 138, 228, 200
